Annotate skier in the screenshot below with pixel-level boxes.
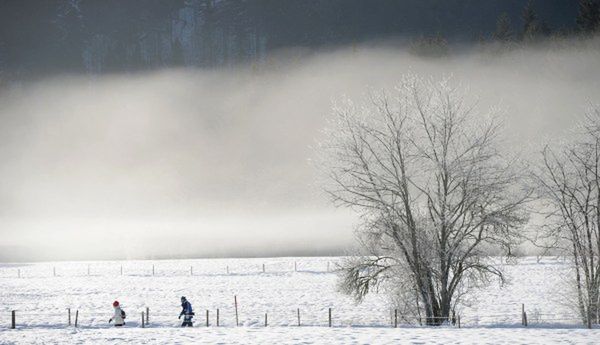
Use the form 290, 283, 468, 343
108, 300, 126, 327
179, 296, 194, 327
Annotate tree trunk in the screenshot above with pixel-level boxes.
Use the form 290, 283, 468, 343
588, 283, 599, 325
419, 271, 446, 326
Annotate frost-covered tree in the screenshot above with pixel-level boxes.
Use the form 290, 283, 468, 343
533, 107, 600, 328
318, 76, 530, 325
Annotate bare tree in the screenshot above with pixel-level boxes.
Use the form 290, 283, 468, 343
318, 75, 530, 325
533, 106, 600, 327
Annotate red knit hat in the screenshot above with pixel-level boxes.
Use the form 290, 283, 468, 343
113, 300, 119, 307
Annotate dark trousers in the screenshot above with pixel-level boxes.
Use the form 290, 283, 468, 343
181, 315, 193, 327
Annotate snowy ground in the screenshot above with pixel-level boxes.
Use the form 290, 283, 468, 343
0, 257, 598, 344
3, 327, 599, 345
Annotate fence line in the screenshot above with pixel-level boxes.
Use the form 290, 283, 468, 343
2, 306, 594, 330
0, 260, 338, 279
1, 259, 594, 330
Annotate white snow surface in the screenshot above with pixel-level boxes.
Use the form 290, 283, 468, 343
0, 256, 598, 344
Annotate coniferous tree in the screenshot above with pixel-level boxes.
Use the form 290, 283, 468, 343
171, 39, 185, 66
576, 0, 600, 34
54, 0, 87, 72
522, 1, 540, 40
539, 21, 553, 37
494, 12, 513, 41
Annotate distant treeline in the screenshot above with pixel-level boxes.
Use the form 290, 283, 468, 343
0, 0, 598, 81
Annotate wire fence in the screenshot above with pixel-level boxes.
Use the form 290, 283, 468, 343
1, 306, 595, 330
0, 259, 336, 279
1, 259, 596, 330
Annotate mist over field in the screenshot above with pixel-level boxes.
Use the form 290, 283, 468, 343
1, 39, 599, 261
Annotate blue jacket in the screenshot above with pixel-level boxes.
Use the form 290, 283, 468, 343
181, 301, 193, 316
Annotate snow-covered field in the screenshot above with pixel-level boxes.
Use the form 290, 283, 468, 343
0, 257, 598, 344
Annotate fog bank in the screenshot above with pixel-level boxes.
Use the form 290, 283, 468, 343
1, 40, 599, 261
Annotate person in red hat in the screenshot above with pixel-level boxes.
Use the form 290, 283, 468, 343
109, 300, 126, 326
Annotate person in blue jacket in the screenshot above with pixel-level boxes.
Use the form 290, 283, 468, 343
179, 296, 194, 327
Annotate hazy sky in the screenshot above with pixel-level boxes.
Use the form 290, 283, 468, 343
1, 40, 599, 261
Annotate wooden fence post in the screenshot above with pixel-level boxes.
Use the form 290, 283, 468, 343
521, 304, 524, 326
458, 315, 461, 328
394, 309, 398, 328
146, 307, 149, 324
264, 313, 268, 327
120, 265, 123, 276
206, 310, 209, 327
11, 310, 15, 329
327, 262, 330, 272
68, 308, 71, 326
75, 310, 79, 328
152, 265, 155, 276
294, 262, 297, 272
53, 267, 56, 277
234, 295, 239, 326
216, 308, 220, 327
141, 312, 145, 328
328, 308, 332, 327
190, 266, 193, 276
297, 308, 301, 326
